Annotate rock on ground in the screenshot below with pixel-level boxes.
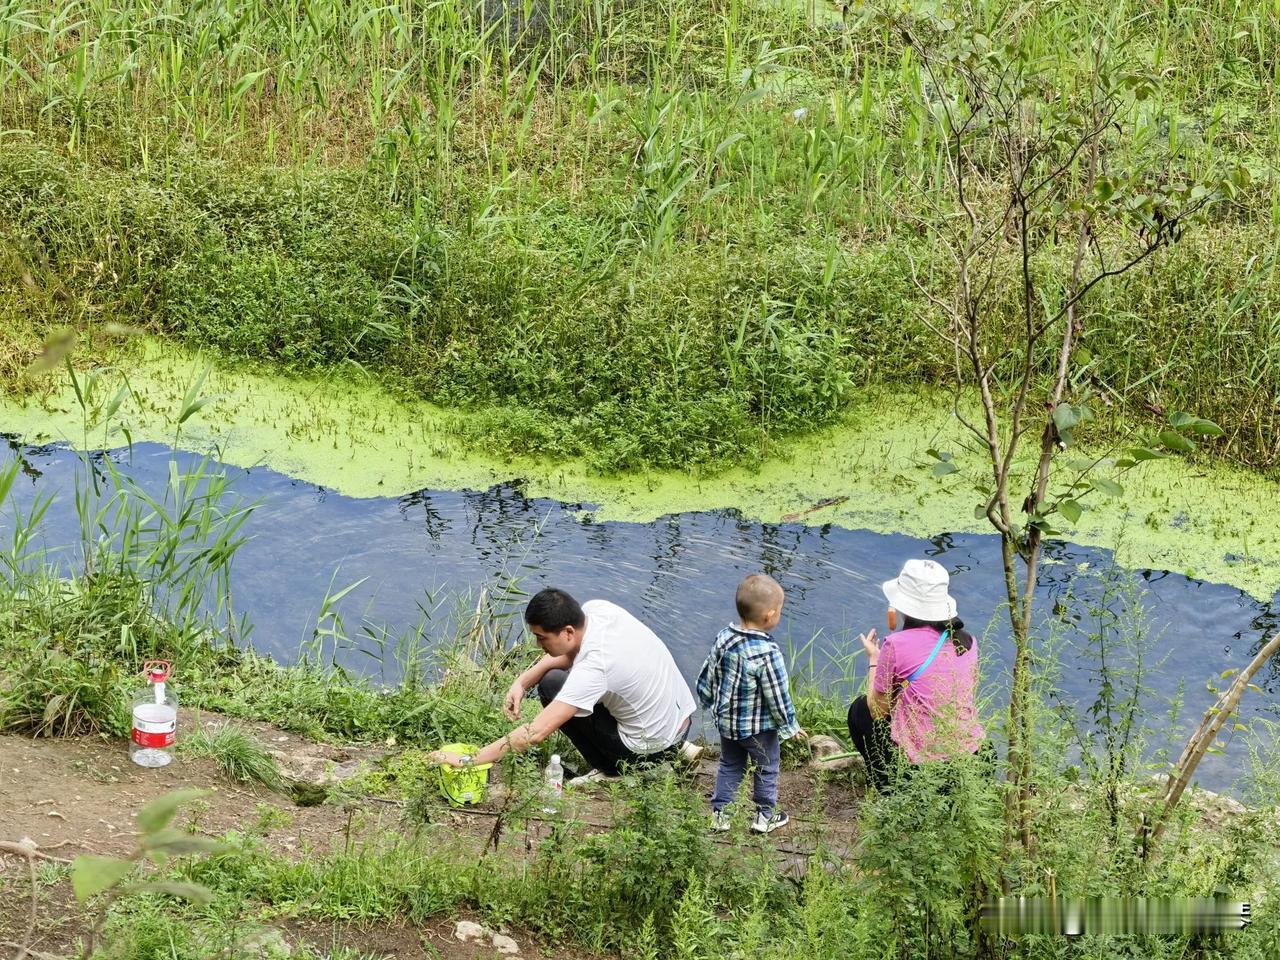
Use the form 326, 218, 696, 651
453, 920, 521, 955
808, 734, 863, 770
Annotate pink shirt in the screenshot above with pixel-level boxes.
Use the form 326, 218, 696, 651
872, 626, 984, 763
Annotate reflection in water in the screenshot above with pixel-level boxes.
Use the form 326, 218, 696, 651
2, 433, 43, 481
1, 440, 1276, 792
925, 531, 955, 557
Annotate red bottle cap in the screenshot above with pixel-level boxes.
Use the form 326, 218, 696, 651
143, 659, 172, 683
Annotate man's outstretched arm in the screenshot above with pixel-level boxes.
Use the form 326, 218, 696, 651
431, 699, 579, 767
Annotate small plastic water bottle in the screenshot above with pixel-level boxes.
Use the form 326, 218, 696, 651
543, 754, 564, 813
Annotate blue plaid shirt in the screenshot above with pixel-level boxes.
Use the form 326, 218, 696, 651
695, 625, 800, 741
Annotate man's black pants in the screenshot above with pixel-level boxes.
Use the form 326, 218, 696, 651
537, 668, 685, 775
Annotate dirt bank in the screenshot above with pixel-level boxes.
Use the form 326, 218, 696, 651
0, 716, 863, 959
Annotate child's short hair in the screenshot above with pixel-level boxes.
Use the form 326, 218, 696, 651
735, 573, 784, 623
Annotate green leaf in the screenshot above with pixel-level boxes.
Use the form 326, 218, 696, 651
1027, 517, 1061, 537
103, 383, 131, 423
132, 881, 214, 905
177, 394, 219, 427
176, 365, 219, 426
932, 461, 959, 477
1127, 446, 1166, 462
1188, 418, 1225, 437
233, 68, 273, 99
136, 789, 212, 835
973, 503, 987, 520
0, 465, 15, 506
143, 828, 224, 857
71, 855, 134, 902
66, 357, 85, 409
1052, 403, 1082, 432
1059, 500, 1083, 524
1158, 430, 1196, 453
1090, 477, 1124, 497
1169, 411, 1196, 429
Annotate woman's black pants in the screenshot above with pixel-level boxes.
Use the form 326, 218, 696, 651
846, 694, 902, 792
847, 695, 998, 793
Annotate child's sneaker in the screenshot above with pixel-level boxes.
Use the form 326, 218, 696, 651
750, 809, 789, 834
711, 810, 732, 832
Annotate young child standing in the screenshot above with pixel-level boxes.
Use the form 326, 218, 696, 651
696, 573, 805, 833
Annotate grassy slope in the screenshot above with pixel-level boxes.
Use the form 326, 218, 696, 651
0, 0, 1277, 473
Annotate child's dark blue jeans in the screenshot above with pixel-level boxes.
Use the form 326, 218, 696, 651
711, 730, 780, 815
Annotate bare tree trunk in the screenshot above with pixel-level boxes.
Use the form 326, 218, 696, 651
997, 533, 1031, 845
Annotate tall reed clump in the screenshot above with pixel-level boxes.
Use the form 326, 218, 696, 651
0, 0, 1276, 472
0, 362, 540, 749
0, 402, 255, 736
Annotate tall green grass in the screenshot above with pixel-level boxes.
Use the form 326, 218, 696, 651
95, 757, 1280, 960
1, 0, 1277, 470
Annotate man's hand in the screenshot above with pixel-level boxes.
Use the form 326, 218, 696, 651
793, 727, 809, 741
503, 680, 526, 721
427, 750, 467, 768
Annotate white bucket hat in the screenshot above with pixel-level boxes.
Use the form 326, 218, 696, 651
882, 558, 958, 623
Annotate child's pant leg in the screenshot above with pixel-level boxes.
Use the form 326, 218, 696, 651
744, 731, 781, 814
711, 736, 748, 812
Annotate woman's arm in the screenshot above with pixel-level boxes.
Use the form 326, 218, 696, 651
861, 629, 893, 719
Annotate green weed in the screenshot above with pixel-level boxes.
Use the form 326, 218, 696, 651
178, 724, 286, 792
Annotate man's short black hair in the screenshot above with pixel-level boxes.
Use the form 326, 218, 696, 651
524, 588, 585, 632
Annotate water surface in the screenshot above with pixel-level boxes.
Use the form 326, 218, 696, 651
3, 438, 1276, 792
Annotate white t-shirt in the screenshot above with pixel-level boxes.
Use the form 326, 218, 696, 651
554, 599, 696, 754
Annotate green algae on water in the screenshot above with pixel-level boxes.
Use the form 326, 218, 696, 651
2, 340, 1278, 601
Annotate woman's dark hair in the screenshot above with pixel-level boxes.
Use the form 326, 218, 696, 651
899, 614, 974, 655
524, 588, 586, 632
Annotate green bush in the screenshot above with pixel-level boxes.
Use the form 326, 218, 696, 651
854, 756, 1003, 960
3, 140, 1276, 472
178, 724, 285, 790
0, 572, 175, 737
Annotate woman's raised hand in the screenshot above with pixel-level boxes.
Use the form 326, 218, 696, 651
859, 628, 880, 659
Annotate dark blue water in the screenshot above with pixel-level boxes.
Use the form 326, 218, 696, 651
3, 438, 1277, 793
